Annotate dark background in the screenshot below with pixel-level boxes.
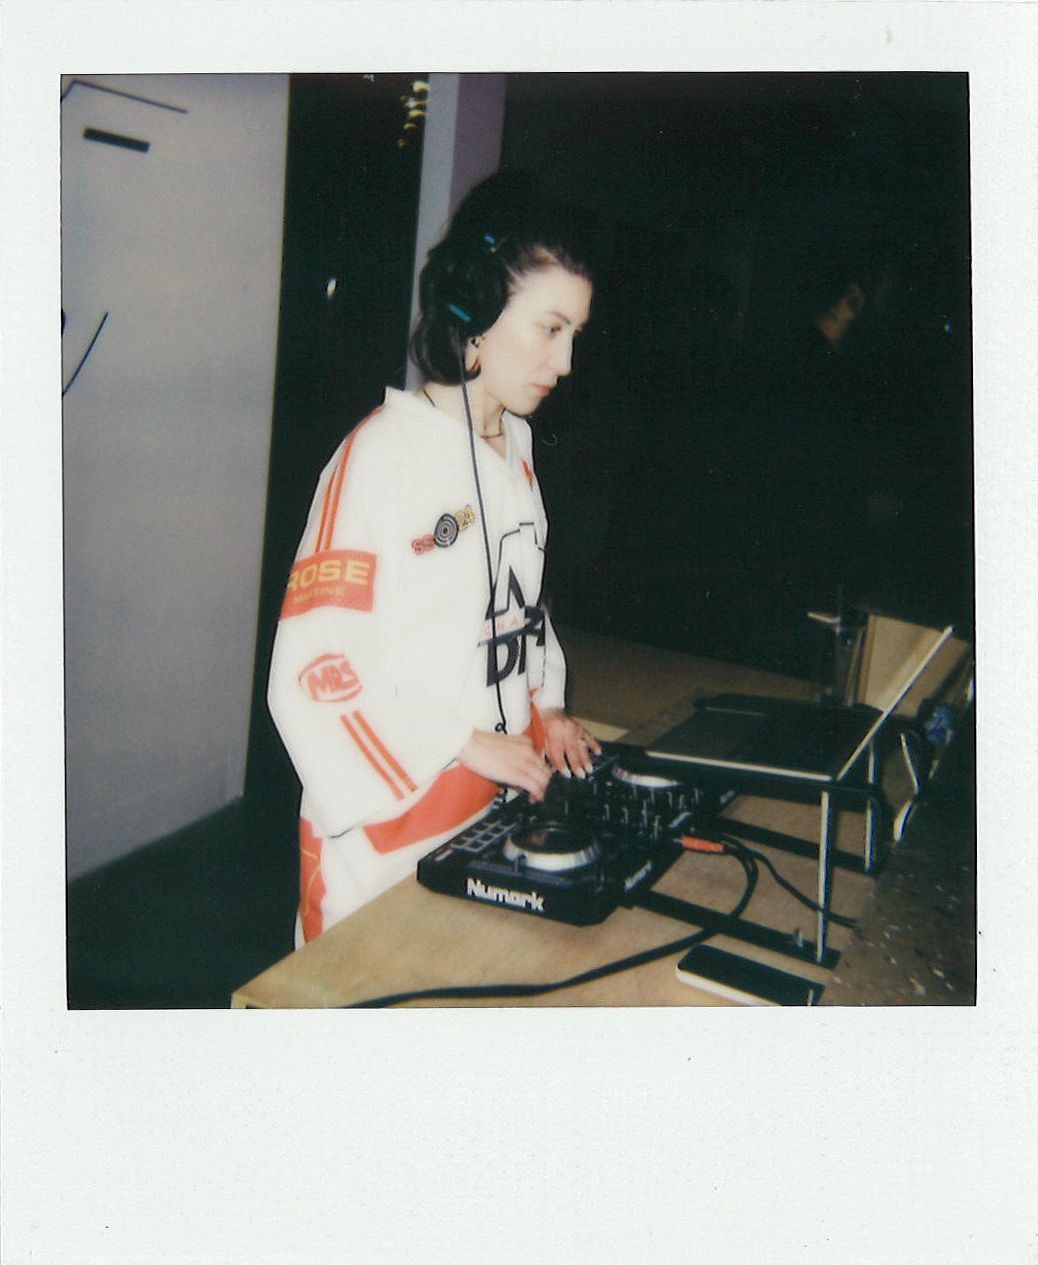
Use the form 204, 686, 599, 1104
246, 72, 426, 798
502, 72, 972, 676
246, 71, 973, 801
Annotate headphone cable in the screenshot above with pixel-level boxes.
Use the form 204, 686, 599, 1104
454, 328, 509, 736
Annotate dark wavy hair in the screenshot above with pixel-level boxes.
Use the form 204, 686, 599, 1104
410, 171, 594, 384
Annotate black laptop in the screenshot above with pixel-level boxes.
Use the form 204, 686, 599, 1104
647, 625, 953, 783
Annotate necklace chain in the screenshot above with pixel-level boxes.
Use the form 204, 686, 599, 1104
421, 387, 503, 439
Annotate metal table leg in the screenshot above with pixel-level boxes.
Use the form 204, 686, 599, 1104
816, 791, 834, 963
864, 740, 880, 872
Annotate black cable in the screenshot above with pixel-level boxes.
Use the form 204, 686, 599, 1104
62, 311, 109, 397
345, 849, 759, 1008
455, 327, 509, 735
347, 801, 854, 1007
718, 831, 856, 928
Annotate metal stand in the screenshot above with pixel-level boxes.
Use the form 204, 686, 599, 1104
633, 888, 840, 969
644, 757, 888, 964
808, 597, 869, 705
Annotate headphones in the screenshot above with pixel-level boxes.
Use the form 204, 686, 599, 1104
443, 231, 510, 339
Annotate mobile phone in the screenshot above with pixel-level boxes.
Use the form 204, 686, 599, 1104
675, 944, 822, 1006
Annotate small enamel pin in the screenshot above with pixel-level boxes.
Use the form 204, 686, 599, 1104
412, 504, 476, 554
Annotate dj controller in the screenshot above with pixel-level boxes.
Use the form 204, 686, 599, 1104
417, 743, 723, 926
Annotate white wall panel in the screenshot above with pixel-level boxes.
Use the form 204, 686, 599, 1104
62, 74, 289, 877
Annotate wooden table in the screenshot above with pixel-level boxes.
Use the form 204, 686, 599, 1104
231, 632, 904, 1009
232, 859, 736, 1008
231, 804, 856, 1008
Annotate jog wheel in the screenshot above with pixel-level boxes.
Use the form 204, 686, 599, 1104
502, 821, 601, 872
611, 752, 682, 792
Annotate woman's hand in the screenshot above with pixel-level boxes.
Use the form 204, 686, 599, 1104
538, 708, 601, 779
458, 728, 553, 801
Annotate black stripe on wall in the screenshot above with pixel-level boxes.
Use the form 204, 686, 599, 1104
83, 127, 150, 153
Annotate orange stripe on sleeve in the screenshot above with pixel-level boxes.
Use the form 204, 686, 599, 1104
529, 698, 546, 755
351, 710, 417, 794
299, 818, 326, 942
317, 406, 384, 552
317, 444, 349, 553
362, 720, 536, 854
340, 712, 409, 800
321, 440, 351, 551
363, 763, 498, 854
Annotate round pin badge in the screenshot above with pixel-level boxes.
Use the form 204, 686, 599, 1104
434, 513, 459, 547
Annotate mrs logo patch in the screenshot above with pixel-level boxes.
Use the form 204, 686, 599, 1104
297, 653, 362, 702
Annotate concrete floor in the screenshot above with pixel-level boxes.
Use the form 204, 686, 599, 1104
819, 719, 975, 1005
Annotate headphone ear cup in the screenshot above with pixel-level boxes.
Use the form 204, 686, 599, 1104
444, 242, 508, 335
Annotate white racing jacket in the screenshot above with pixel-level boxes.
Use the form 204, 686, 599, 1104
267, 387, 567, 940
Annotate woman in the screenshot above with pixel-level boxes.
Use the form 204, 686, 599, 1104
267, 172, 601, 944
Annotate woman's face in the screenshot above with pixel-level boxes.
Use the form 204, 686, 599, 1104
474, 263, 593, 417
